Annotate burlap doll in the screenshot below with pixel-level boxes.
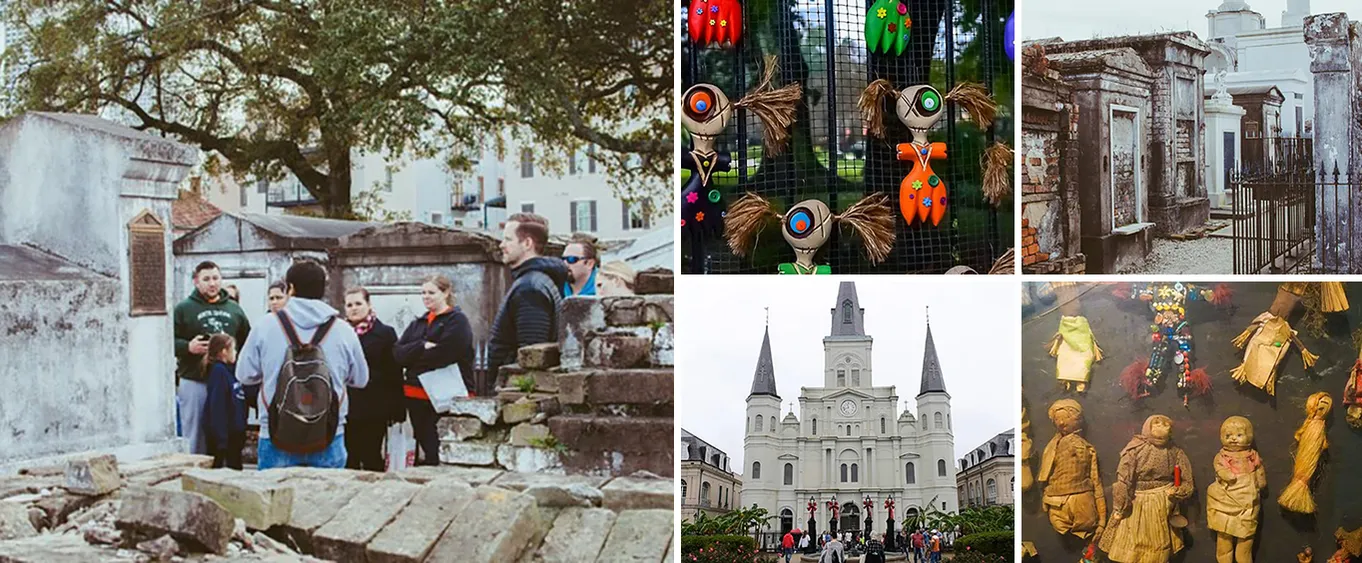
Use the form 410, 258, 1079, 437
857, 79, 996, 227
1344, 348, 1362, 428
1021, 395, 1034, 492
1038, 400, 1107, 543
1207, 416, 1266, 563
1098, 414, 1194, 563
1047, 316, 1103, 393
724, 193, 895, 274
1279, 391, 1332, 514
1228, 283, 1319, 396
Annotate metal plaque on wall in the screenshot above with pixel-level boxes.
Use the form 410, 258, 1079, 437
128, 210, 167, 316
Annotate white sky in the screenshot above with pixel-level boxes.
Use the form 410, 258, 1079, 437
1022, 0, 1357, 41
676, 277, 1017, 475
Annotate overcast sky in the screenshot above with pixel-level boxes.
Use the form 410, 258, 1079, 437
1023, 0, 1357, 42
677, 277, 1017, 475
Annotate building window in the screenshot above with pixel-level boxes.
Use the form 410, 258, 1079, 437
478, 176, 485, 202
569, 150, 578, 175
570, 200, 598, 232
681, 480, 687, 500
701, 482, 711, 506
937, 459, 947, 477
384, 168, 394, 192
840, 464, 848, 483
842, 301, 852, 322
845, 425, 851, 437
837, 369, 846, 387
497, 178, 505, 198
948, 414, 952, 429
850, 463, 858, 482
623, 200, 652, 231
712, 454, 721, 467
881, 417, 886, 434
521, 202, 535, 213
987, 479, 998, 504
752, 462, 761, 480
755, 415, 763, 432
430, 212, 444, 225
520, 148, 534, 178
240, 182, 249, 207
934, 412, 943, 429
784, 463, 793, 485
811, 418, 817, 435
906, 462, 915, 484
852, 369, 860, 386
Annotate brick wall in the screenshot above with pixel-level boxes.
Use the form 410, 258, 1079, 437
1020, 50, 1086, 274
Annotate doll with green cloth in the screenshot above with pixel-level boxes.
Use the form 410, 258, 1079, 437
1047, 316, 1103, 394
866, 0, 912, 55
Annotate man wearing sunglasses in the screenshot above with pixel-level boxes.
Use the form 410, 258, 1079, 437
561, 233, 599, 297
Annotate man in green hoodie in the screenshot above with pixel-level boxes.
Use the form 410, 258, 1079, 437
174, 261, 251, 455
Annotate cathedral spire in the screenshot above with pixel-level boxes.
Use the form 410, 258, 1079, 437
829, 281, 866, 336
749, 325, 779, 398
918, 309, 948, 397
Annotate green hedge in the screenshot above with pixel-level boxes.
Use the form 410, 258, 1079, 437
680, 535, 759, 563
955, 530, 1014, 556
951, 551, 1015, 563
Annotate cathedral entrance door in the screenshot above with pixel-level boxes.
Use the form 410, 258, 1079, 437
840, 503, 860, 534
780, 509, 793, 534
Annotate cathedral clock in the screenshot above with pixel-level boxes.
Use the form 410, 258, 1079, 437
839, 399, 858, 417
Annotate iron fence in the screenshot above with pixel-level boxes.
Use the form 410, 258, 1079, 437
1241, 136, 1313, 172
1230, 163, 1316, 274
681, 0, 1014, 274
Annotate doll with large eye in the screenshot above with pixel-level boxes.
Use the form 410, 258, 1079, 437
724, 192, 894, 274
859, 79, 997, 226
687, 0, 742, 48
680, 57, 800, 274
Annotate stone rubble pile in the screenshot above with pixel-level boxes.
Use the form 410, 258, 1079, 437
0, 453, 674, 562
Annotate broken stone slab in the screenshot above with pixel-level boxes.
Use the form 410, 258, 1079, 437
534, 507, 617, 563
633, 268, 673, 295
496, 445, 564, 474
436, 416, 484, 442
33, 490, 102, 529
492, 472, 607, 493
0, 476, 61, 503
63, 455, 122, 496
517, 343, 561, 370
601, 477, 674, 511
595, 509, 674, 562
117, 454, 214, 480
492, 473, 606, 508
0, 533, 140, 562
134, 534, 179, 561
502, 398, 538, 424
115, 487, 235, 554
265, 474, 366, 554
0, 502, 38, 540
439, 441, 499, 467
311, 479, 421, 563
508, 423, 552, 447
448, 398, 500, 425
396, 465, 503, 486
365, 479, 476, 563
651, 323, 674, 367
426, 486, 544, 563
181, 469, 294, 531
584, 332, 652, 369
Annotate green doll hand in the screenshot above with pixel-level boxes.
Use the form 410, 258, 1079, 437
866, 0, 911, 56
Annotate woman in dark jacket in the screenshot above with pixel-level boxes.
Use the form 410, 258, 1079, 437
394, 274, 476, 466
342, 286, 402, 471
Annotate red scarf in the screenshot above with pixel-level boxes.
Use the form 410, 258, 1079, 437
351, 312, 377, 336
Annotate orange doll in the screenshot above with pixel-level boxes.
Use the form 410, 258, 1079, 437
858, 80, 996, 226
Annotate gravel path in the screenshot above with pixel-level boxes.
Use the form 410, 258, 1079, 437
1119, 233, 1233, 274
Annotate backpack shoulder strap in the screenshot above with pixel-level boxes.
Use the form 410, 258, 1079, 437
277, 312, 303, 348
309, 316, 338, 346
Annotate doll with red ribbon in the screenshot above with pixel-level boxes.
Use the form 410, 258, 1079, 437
858, 79, 996, 227
688, 0, 742, 47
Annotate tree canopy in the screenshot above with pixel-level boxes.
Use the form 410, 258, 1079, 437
4, 0, 671, 217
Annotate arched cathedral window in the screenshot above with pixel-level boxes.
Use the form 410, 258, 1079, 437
756, 415, 764, 432
934, 412, 943, 429
851, 368, 860, 386
842, 301, 852, 322
752, 462, 761, 479
812, 418, 817, 434
846, 425, 851, 437
837, 369, 845, 386
840, 464, 848, 482
881, 417, 886, 434
937, 459, 947, 477
906, 462, 916, 484
784, 463, 793, 485
851, 463, 859, 482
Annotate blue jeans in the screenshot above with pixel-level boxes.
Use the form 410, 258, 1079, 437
258, 434, 347, 469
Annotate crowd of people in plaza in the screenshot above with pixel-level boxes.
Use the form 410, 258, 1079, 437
778, 527, 948, 563
171, 212, 637, 470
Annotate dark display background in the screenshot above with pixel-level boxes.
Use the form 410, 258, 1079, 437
1021, 282, 1362, 562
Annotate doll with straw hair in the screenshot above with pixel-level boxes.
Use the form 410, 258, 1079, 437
1279, 391, 1332, 514
724, 192, 895, 274
858, 79, 996, 226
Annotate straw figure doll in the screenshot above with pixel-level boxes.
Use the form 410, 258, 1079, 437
1038, 400, 1107, 543
1278, 391, 1332, 514
723, 193, 895, 274
857, 79, 996, 227
1207, 416, 1266, 563
1229, 284, 1319, 397
1344, 347, 1362, 429
1021, 395, 1033, 492
1098, 414, 1194, 563
1330, 527, 1362, 563
1047, 316, 1103, 393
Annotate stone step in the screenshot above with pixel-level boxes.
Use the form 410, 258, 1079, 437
548, 416, 673, 455
366, 479, 475, 563
114, 487, 235, 554
491, 473, 607, 508
595, 509, 674, 562
311, 479, 422, 562
266, 475, 368, 553
532, 507, 617, 563
600, 477, 674, 512
556, 370, 673, 406
180, 469, 293, 531
426, 486, 543, 563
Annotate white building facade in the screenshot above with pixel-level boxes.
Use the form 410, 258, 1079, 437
743, 282, 957, 538
1205, 0, 1314, 137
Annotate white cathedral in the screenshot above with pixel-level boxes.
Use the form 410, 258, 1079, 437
743, 282, 957, 537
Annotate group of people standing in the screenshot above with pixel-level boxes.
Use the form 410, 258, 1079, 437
777, 528, 945, 563
172, 212, 622, 470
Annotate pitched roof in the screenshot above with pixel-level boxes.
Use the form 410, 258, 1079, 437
829, 281, 866, 336
918, 315, 948, 397
749, 326, 779, 398
171, 190, 223, 235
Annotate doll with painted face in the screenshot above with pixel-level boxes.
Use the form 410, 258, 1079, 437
680, 57, 800, 274
858, 79, 995, 227
724, 193, 895, 274
1098, 414, 1193, 563
1207, 416, 1266, 563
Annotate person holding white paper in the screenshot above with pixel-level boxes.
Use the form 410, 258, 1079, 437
393, 275, 475, 466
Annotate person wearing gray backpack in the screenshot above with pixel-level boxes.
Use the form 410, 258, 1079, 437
236, 260, 369, 469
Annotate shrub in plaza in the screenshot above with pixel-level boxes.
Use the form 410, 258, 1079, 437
680, 534, 760, 563
954, 530, 1014, 556
951, 550, 1014, 563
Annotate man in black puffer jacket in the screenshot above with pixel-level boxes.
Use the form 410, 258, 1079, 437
487, 213, 569, 394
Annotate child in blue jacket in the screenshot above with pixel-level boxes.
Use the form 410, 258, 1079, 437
202, 334, 247, 469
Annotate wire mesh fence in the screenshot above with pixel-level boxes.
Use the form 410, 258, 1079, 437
681, 0, 1014, 274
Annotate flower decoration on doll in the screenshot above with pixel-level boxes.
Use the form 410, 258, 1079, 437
866, 0, 912, 55
1113, 282, 1232, 407
688, 0, 742, 47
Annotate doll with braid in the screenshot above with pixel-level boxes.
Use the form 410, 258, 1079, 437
724, 192, 895, 274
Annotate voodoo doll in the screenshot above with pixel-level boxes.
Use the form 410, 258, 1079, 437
1116, 282, 1231, 406
724, 192, 895, 274
858, 79, 996, 227
687, 0, 742, 48
866, 0, 912, 55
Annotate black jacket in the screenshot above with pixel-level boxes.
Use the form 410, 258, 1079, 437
348, 320, 401, 424
394, 307, 476, 393
487, 256, 568, 387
